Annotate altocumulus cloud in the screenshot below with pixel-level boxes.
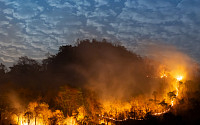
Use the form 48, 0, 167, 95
0, 0, 199, 65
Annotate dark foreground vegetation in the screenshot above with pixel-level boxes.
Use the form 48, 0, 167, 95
0, 39, 200, 125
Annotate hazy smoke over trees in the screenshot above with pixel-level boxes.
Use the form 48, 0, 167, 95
0, 39, 199, 124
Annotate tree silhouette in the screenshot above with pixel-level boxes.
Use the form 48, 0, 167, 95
24, 111, 33, 125
0, 63, 7, 75
152, 91, 158, 104
167, 91, 176, 101
9, 56, 41, 75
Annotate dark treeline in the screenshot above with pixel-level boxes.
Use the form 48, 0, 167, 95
0, 39, 199, 124
0, 39, 149, 117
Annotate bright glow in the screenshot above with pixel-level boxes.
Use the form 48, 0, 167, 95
153, 108, 170, 116
63, 117, 77, 125
160, 74, 167, 78
171, 100, 174, 107
176, 76, 183, 81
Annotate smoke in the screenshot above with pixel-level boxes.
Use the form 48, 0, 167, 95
76, 41, 197, 103
1, 39, 199, 115
65, 41, 157, 102
141, 43, 197, 80
6, 90, 24, 113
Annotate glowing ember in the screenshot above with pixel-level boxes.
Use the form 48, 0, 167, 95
160, 74, 167, 78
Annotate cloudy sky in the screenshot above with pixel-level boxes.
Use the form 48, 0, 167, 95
0, 0, 200, 65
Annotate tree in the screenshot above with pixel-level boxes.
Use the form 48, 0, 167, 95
34, 104, 42, 125
28, 102, 53, 125
159, 100, 168, 108
55, 86, 83, 116
24, 111, 33, 125
152, 91, 158, 104
167, 91, 176, 105
37, 103, 52, 125
82, 90, 101, 122
49, 110, 64, 125
9, 56, 41, 75
0, 63, 7, 75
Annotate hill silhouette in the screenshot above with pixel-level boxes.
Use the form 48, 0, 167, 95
0, 39, 199, 125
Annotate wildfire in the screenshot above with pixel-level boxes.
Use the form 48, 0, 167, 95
63, 117, 77, 125
10, 102, 78, 125
6, 67, 188, 125
9, 71, 186, 125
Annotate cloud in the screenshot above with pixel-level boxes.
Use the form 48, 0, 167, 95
0, 21, 9, 25
94, 0, 109, 7
0, 0, 199, 65
0, 56, 15, 63
3, 8, 14, 15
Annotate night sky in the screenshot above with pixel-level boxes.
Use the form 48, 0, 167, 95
0, 0, 200, 65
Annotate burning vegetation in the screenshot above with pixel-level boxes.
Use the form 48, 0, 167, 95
0, 39, 200, 125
